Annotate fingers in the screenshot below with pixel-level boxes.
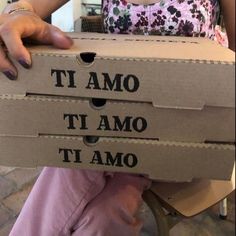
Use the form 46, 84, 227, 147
0, 46, 17, 80
0, 12, 73, 80
49, 27, 74, 49
29, 24, 74, 49
1, 28, 32, 68
0, 20, 32, 79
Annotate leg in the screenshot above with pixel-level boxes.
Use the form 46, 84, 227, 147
72, 173, 151, 236
219, 198, 228, 219
10, 167, 107, 236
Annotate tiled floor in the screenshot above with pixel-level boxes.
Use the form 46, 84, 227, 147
0, 166, 235, 236
140, 194, 235, 236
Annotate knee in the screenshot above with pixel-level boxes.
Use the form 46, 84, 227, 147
73, 203, 142, 236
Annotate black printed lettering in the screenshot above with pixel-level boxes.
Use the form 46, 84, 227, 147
97, 115, 147, 133
90, 151, 104, 165
133, 117, 147, 132
86, 72, 140, 92
73, 149, 82, 163
102, 73, 123, 91
59, 148, 73, 162
51, 69, 66, 87
51, 69, 76, 88
64, 114, 79, 129
113, 116, 132, 132
86, 72, 101, 90
67, 70, 77, 88
123, 153, 138, 168
90, 151, 138, 168
59, 148, 82, 163
123, 75, 139, 92
97, 115, 112, 131
79, 114, 88, 130
104, 152, 123, 167
64, 114, 88, 130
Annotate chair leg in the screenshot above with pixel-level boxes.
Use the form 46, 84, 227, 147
143, 190, 170, 236
219, 198, 228, 220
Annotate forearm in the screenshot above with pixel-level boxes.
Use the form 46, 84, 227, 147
25, 0, 70, 18
3, 0, 70, 19
220, 0, 235, 51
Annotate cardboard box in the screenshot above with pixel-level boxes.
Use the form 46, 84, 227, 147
0, 33, 235, 181
0, 33, 234, 110
0, 135, 234, 182
0, 95, 234, 142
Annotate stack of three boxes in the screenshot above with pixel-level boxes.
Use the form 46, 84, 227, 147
0, 33, 235, 182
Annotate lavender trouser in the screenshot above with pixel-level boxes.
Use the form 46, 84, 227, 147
10, 167, 151, 236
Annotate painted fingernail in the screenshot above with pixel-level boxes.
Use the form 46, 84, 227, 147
3, 71, 17, 80
65, 36, 74, 44
18, 58, 31, 69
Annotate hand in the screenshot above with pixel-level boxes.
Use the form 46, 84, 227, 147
0, 10, 73, 80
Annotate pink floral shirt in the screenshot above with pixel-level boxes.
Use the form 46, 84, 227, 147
103, 0, 220, 39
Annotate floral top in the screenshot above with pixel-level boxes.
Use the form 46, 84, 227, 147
103, 0, 220, 39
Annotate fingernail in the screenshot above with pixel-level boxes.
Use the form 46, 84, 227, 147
65, 36, 74, 44
18, 58, 31, 69
3, 70, 17, 80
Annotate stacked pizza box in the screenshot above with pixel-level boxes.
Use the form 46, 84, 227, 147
0, 33, 235, 182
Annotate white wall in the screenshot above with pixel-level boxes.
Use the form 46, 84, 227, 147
52, 0, 82, 32
51, 0, 102, 32
0, 0, 81, 32
0, 0, 8, 12
0, 0, 101, 32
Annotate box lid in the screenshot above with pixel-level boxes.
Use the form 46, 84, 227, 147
0, 135, 234, 182
0, 33, 235, 109
0, 95, 234, 142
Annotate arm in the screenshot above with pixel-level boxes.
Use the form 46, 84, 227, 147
219, 0, 235, 51
0, 0, 73, 80
4, 0, 70, 19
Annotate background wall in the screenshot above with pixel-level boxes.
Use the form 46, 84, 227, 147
0, 0, 102, 32
0, 0, 9, 12
52, 0, 102, 32
52, 0, 82, 32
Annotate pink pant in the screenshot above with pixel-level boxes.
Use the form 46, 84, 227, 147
10, 168, 151, 236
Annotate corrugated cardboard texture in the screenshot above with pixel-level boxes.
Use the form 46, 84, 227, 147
0, 95, 234, 142
0, 34, 235, 181
0, 33, 235, 109
0, 135, 234, 182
